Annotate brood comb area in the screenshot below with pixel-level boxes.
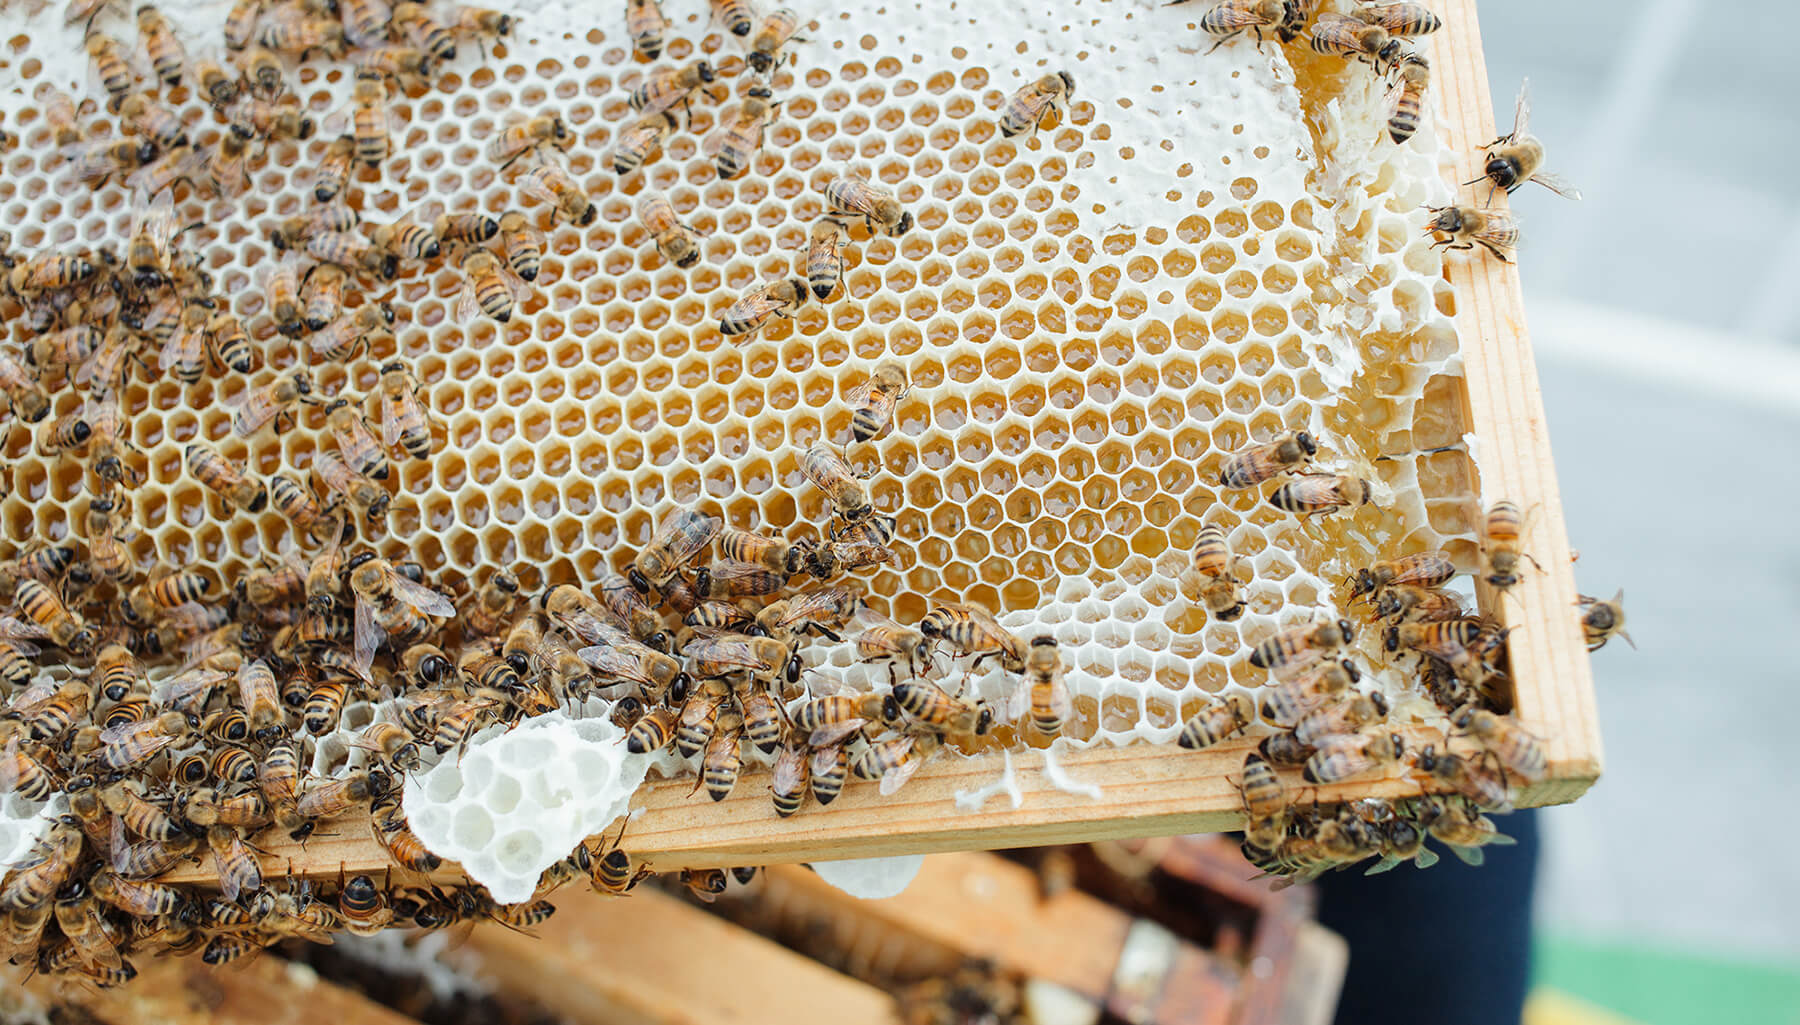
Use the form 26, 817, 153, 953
0, 0, 1608, 983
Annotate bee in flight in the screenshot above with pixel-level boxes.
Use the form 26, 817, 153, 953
999, 71, 1075, 139
1471, 80, 1581, 200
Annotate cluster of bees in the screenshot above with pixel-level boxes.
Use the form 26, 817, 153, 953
0, 0, 1635, 989
1175, 0, 1579, 259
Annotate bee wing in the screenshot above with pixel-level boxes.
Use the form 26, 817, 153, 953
879, 749, 926, 796
133, 189, 180, 249
701, 105, 743, 157
0, 737, 23, 793
1442, 843, 1485, 868
1510, 78, 1531, 138
516, 163, 563, 204
1528, 171, 1582, 201
97, 717, 161, 746
806, 720, 866, 748
344, 0, 393, 48
224, 386, 274, 438
1363, 854, 1403, 875
106, 813, 131, 873
378, 386, 407, 447
726, 287, 782, 324
770, 748, 807, 792
391, 576, 455, 617
842, 377, 875, 410
164, 668, 227, 710
1000, 680, 1031, 724
0, 638, 41, 658
1413, 845, 1440, 870
454, 273, 482, 323
353, 596, 383, 678
0, 616, 50, 641
9, 676, 58, 714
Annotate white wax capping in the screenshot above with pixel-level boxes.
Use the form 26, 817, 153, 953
811, 854, 925, 900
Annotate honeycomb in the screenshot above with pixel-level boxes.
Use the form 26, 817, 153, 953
0, 0, 1479, 805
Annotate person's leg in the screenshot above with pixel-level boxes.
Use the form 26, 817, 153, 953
1313, 808, 1540, 1025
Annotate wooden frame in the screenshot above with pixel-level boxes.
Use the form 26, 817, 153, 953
158, 0, 1600, 889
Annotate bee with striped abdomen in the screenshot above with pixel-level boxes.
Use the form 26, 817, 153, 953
636, 192, 703, 268
823, 174, 912, 237
1471, 80, 1581, 200
626, 0, 669, 57
999, 71, 1075, 139
746, 7, 802, 73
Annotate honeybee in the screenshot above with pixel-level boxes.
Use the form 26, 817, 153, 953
711, 526, 802, 578
625, 0, 669, 56
195, 129, 253, 197
456, 571, 517, 638
1260, 655, 1353, 727
1176, 692, 1254, 750
344, 68, 395, 168
1473, 80, 1580, 200
684, 631, 789, 680
823, 174, 912, 237
629, 59, 715, 117
194, 52, 239, 107
770, 742, 810, 817
38, 85, 83, 150
259, 7, 347, 59
1219, 430, 1315, 489
755, 586, 863, 646
833, 362, 909, 445
0, 633, 39, 688
264, 476, 332, 548
51, 880, 121, 971
700, 709, 744, 801
625, 193, 705, 272
303, 676, 352, 735
630, 506, 720, 593
155, 302, 209, 382
136, 4, 185, 85
1248, 618, 1354, 672
0, 353, 50, 423
203, 824, 263, 902
234, 657, 285, 741
364, 363, 435, 464
237, 44, 286, 96
1184, 524, 1251, 622
853, 613, 932, 678
14, 578, 96, 653
349, 556, 455, 673
336, 874, 395, 936
314, 135, 356, 202
1577, 589, 1631, 651
455, 248, 526, 323
12, 679, 90, 742
226, 371, 314, 438
624, 704, 679, 754
746, 7, 801, 73
791, 691, 895, 747
88, 870, 187, 921
1474, 500, 1539, 592
1303, 731, 1405, 784
308, 230, 399, 280
94, 709, 190, 772
1014, 635, 1069, 735
186, 442, 267, 513
894, 680, 993, 737
8, 250, 102, 295
1293, 692, 1389, 746
260, 252, 306, 337
1424, 203, 1519, 262
0, 736, 57, 802
496, 211, 544, 281
224, 0, 261, 49
522, 161, 597, 226
0, 818, 81, 909
372, 796, 441, 872
297, 769, 381, 824
711, 0, 753, 35
735, 680, 784, 754
299, 262, 349, 330
431, 210, 500, 246
793, 218, 849, 302
921, 601, 1026, 673
1269, 474, 1373, 519
1412, 746, 1513, 813
392, 0, 453, 61
453, 5, 515, 54
360, 45, 436, 90
118, 92, 187, 154
1451, 707, 1546, 782
37, 406, 94, 459
1308, 12, 1401, 71
797, 444, 878, 529
321, 399, 389, 482
1353, 1, 1440, 36
693, 559, 786, 600
85, 34, 136, 108
1386, 51, 1430, 144
1237, 751, 1288, 849
611, 109, 677, 174
310, 301, 396, 362
715, 276, 809, 340
1175, 0, 1288, 51
1383, 618, 1482, 661
489, 112, 570, 166
1416, 795, 1515, 865
851, 730, 941, 795
1349, 550, 1455, 599
1370, 584, 1462, 625
999, 71, 1075, 140
120, 567, 213, 625
371, 214, 442, 263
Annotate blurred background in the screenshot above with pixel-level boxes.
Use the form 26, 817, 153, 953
1478, 1, 1800, 1022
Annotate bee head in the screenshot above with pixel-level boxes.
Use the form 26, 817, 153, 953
695, 60, 716, 83
1056, 70, 1075, 96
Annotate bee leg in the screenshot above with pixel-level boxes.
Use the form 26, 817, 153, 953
1474, 239, 1512, 263
1205, 30, 1241, 54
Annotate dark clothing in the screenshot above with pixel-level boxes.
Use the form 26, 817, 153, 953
1314, 808, 1541, 1025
